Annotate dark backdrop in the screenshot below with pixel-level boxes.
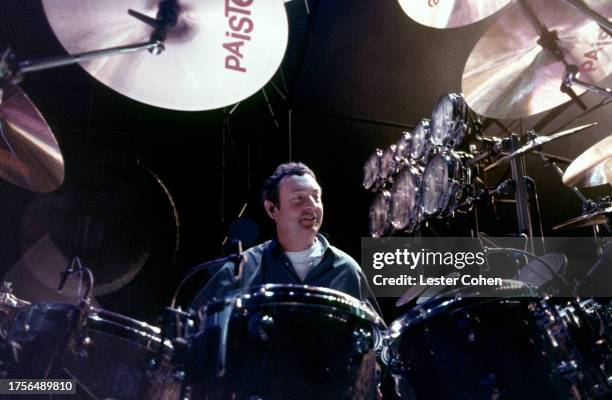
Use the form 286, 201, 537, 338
1, 0, 611, 324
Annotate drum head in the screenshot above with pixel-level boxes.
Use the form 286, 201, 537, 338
197, 285, 384, 400
390, 167, 420, 231
410, 119, 431, 161
385, 285, 585, 400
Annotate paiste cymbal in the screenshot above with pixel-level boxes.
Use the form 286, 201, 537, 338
42, 0, 289, 111
563, 134, 612, 187
0, 84, 64, 192
485, 122, 597, 171
398, 0, 511, 29
462, 0, 612, 119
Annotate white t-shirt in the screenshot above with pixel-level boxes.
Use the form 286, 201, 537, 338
285, 239, 324, 281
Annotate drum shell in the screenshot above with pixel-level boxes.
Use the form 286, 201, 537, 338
557, 298, 612, 387
380, 144, 399, 183
369, 190, 392, 237
430, 92, 481, 151
420, 151, 470, 218
64, 308, 180, 400
390, 166, 422, 233
363, 149, 384, 191
410, 119, 433, 162
385, 293, 600, 400
196, 285, 384, 400
3, 303, 179, 400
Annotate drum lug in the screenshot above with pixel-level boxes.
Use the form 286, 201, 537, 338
457, 313, 479, 343
248, 313, 275, 342
145, 357, 161, 378
557, 360, 580, 381
389, 355, 408, 375
71, 335, 92, 359
171, 369, 186, 383
352, 328, 372, 355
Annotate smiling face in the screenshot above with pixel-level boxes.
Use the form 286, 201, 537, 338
265, 173, 324, 251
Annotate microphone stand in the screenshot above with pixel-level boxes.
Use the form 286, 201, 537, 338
160, 241, 245, 395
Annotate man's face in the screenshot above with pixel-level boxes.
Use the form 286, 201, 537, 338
271, 174, 324, 236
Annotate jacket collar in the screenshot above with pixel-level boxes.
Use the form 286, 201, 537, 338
269, 233, 332, 255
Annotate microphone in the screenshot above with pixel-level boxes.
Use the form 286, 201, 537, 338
56, 257, 94, 301
57, 261, 76, 292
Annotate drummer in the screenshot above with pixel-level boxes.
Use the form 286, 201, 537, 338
191, 162, 382, 315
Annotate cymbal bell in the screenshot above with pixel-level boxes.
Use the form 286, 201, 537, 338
485, 122, 597, 171
397, 0, 511, 29
462, 0, 612, 119
0, 84, 64, 192
42, 0, 289, 111
563, 135, 612, 187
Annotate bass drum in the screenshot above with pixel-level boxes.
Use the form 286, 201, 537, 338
384, 284, 610, 400
192, 284, 385, 400
3, 302, 180, 400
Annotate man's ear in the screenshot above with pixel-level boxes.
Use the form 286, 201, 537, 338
264, 200, 276, 219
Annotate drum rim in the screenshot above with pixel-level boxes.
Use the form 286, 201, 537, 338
369, 190, 391, 237
410, 118, 431, 161
420, 152, 457, 216
430, 93, 457, 147
390, 166, 421, 231
395, 131, 412, 162
386, 280, 535, 340
430, 92, 472, 149
380, 144, 399, 181
86, 307, 171, 351
235, 284, 385, 327
9, 302, 171, 351
363, 149, 383, 190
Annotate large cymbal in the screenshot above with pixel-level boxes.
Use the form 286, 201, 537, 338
0, 84, 64, 192
397, 0, 511, 29
462, 0, 612, 119
563, 134, 612, 187
42, 0, 289, 111
485, 122, 597, 171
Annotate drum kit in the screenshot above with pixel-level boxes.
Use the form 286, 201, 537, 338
368, 1, 612, 398
367, 0, 612, 240
1, 0, 612, 399
0, 276, 387, 399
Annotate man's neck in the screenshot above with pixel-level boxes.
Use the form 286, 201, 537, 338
278, 233, 316, 252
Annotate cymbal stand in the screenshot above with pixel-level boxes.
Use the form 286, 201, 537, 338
517, 0, 588, 110
509, 133, 535, 251
562, 65, 612, 99
538, 149, 590, 206
538, 148, 608, 255
0, 0, 179, 84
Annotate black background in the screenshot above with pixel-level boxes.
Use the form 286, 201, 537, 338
0, 0, 611, 326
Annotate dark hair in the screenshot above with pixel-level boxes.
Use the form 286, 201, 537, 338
262, 162, 317, 207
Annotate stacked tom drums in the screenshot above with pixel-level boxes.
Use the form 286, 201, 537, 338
364, 92, 481, 236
